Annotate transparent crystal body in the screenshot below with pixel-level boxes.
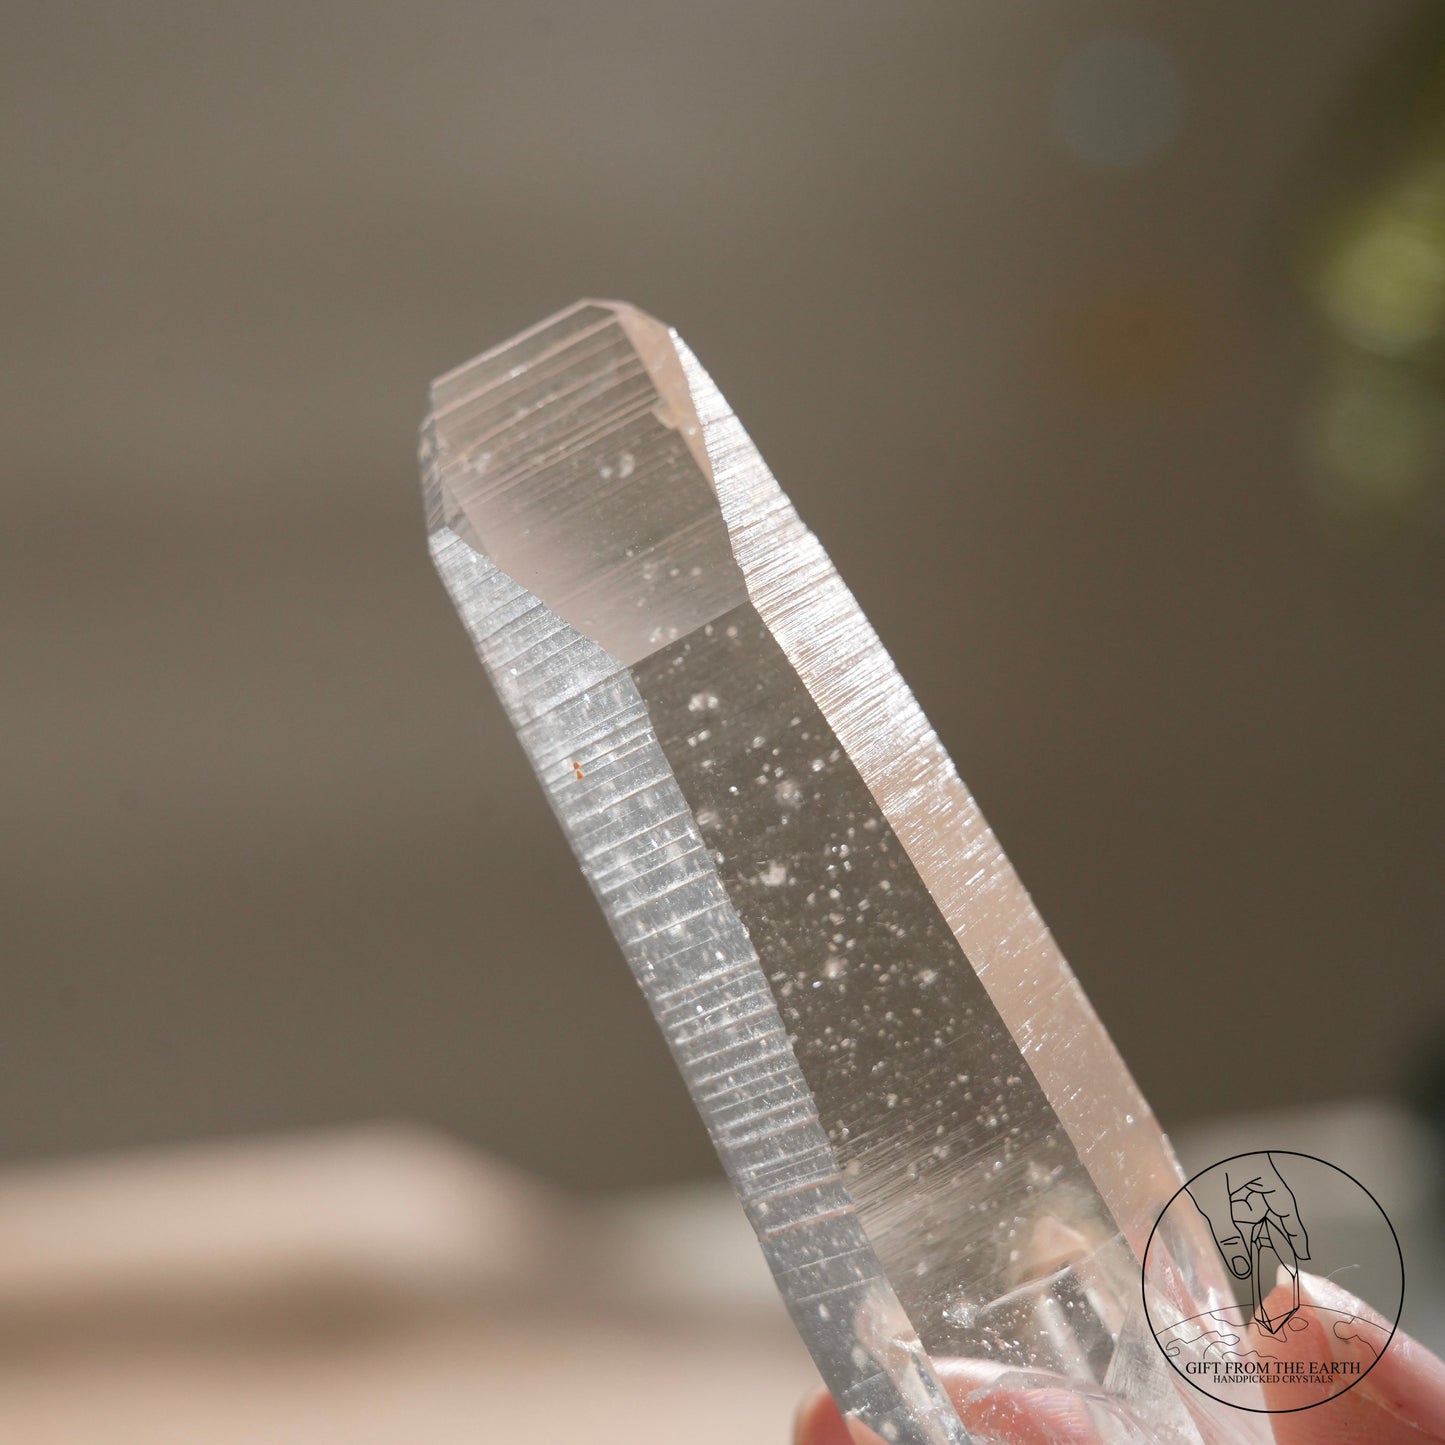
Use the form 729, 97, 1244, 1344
421, 303, 1268, 1444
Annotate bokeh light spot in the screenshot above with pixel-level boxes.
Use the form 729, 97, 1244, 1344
1054, 286, 1200, 398
1053, 35, 1184, 169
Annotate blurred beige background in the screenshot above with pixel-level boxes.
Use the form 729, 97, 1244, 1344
5, 0, 1444, 1199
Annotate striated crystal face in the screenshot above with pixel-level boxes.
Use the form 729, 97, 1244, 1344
421, 303, 1266, 1444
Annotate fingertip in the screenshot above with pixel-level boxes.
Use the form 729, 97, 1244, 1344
1262, 1276, 1302, 1322
793, 1389, 869, 1445
794, 1389, 841, 1445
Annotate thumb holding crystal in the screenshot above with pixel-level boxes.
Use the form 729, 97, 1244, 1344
1187, 1167, 1252, 1280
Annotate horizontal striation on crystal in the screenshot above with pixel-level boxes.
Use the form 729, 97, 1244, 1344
422, 302, 1267, 1444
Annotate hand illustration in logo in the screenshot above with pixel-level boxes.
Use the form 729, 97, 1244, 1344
1188, 1152, 1311, 1334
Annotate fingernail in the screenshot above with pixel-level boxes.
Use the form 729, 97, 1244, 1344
1230, 1253, 1250, 1278
968, 1386, 1102, 1445
1299, 1271, 1445, 1435
1298, 1270, 1388, 1330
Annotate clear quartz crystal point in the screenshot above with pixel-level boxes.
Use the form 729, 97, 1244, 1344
420, 302, 1269, 1445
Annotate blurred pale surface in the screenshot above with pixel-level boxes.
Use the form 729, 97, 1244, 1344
0, 1106, 1435, 1444
0, 1127, 813, 1445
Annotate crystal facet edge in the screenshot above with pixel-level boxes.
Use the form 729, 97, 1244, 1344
675, 336, 1207, 1264
425, 522, 973, 1445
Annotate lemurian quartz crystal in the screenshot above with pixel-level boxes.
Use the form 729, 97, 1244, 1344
420, 303, 1267, 1444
